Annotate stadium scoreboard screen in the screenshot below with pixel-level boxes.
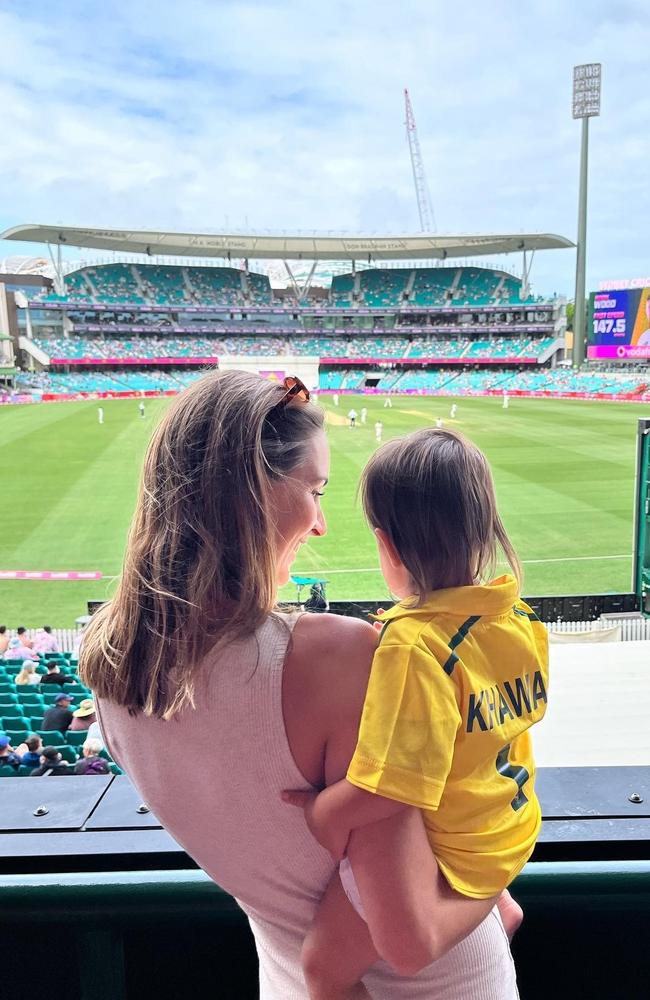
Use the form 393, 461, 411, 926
588, 287, 650, 360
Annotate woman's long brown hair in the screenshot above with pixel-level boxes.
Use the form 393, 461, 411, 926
79, 370, 323, 719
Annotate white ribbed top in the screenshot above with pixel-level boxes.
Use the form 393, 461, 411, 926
98, 613, 519, 999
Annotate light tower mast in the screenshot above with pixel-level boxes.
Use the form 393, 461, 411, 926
404, 88, 436, 233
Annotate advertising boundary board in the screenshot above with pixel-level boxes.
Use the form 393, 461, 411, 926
4, 388, 649, 405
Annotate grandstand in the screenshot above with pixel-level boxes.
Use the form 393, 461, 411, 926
0, 221, 648, 402
0, 223, 579, 401
0, 647, 122, 778
8, 255, 649, 400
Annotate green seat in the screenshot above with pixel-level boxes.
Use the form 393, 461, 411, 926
0, 682, 16, 694
1, 704, 27, 717
4, 729, 29, 744
0, 695, 19, 706
54, 745, 79, 765
2, 716, 29, 731
29, 716, 44, 730
16, 693, 44, 706
18, 764, 34, 776
108, 763, 123, 775
35, 730, 64, 744
0, 765, 18, 777
98, 749, 114, 762
65, 731, 88, 747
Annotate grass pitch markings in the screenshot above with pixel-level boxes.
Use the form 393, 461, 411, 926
324, 409, 354, 426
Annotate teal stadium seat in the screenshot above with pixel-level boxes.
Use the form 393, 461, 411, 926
35, 730, 65, 744
16, 692, 44, 706
1, 704, 26, 717
65, 730, 88, 747
4, 728, 30, 742
54, 745, 79, 765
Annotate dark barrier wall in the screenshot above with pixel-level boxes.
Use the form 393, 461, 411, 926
1, 863, 649, 1000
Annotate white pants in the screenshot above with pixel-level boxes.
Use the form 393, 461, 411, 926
340, 859, 519, 999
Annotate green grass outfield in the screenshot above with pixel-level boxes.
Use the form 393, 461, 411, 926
1, 393, 648, 625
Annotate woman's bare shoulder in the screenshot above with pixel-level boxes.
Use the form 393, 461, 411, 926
293, 612, 377, 670
287, 613, 378, 714
281, 614, 379, 787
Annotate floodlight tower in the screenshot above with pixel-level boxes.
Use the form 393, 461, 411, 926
404, 88, 436, 233
572, 63, 602, 368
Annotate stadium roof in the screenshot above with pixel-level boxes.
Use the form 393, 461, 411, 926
1, 224, 573, 261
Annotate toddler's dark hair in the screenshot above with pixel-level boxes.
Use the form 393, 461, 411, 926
360, 427, 521, 600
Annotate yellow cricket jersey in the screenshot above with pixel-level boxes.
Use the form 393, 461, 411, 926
347, 575, 549, 899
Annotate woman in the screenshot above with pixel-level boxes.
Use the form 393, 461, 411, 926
81, 370, 517, 998
15, 660, 41, 685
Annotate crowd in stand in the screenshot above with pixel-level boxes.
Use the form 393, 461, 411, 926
0, 625, 118, 778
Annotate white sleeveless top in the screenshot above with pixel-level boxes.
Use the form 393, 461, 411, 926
97, 613, 518, 999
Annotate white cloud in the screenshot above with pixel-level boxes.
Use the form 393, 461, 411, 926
1, 0, 649, 294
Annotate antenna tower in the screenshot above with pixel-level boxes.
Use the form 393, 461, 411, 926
404, 88, 436, 232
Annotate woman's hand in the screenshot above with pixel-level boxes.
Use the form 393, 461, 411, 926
281, 789, 350, 860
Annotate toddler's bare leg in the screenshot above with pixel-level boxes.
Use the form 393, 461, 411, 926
302, 872, 377, 1000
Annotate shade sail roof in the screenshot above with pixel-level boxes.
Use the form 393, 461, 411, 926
1, 224, 574, 261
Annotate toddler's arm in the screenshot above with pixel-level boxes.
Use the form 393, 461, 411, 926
283, 778, 406, 859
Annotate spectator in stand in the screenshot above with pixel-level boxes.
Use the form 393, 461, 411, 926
69, 699, 97, 732
0, 625, 9, 654
15, 734, 43, 769
0, 733, 22, 770
73, 738, 110, 775
40, 661, 71, 686
17, 627, 33, 648
42, 693, 75, 734
4, 637, 38, 661
30, 746, 71, 776
31, 626, 59, 655
86, 720, 104, 748
15, 661, 41, 686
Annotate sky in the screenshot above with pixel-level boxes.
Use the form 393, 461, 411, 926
0, 0, 648, 296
